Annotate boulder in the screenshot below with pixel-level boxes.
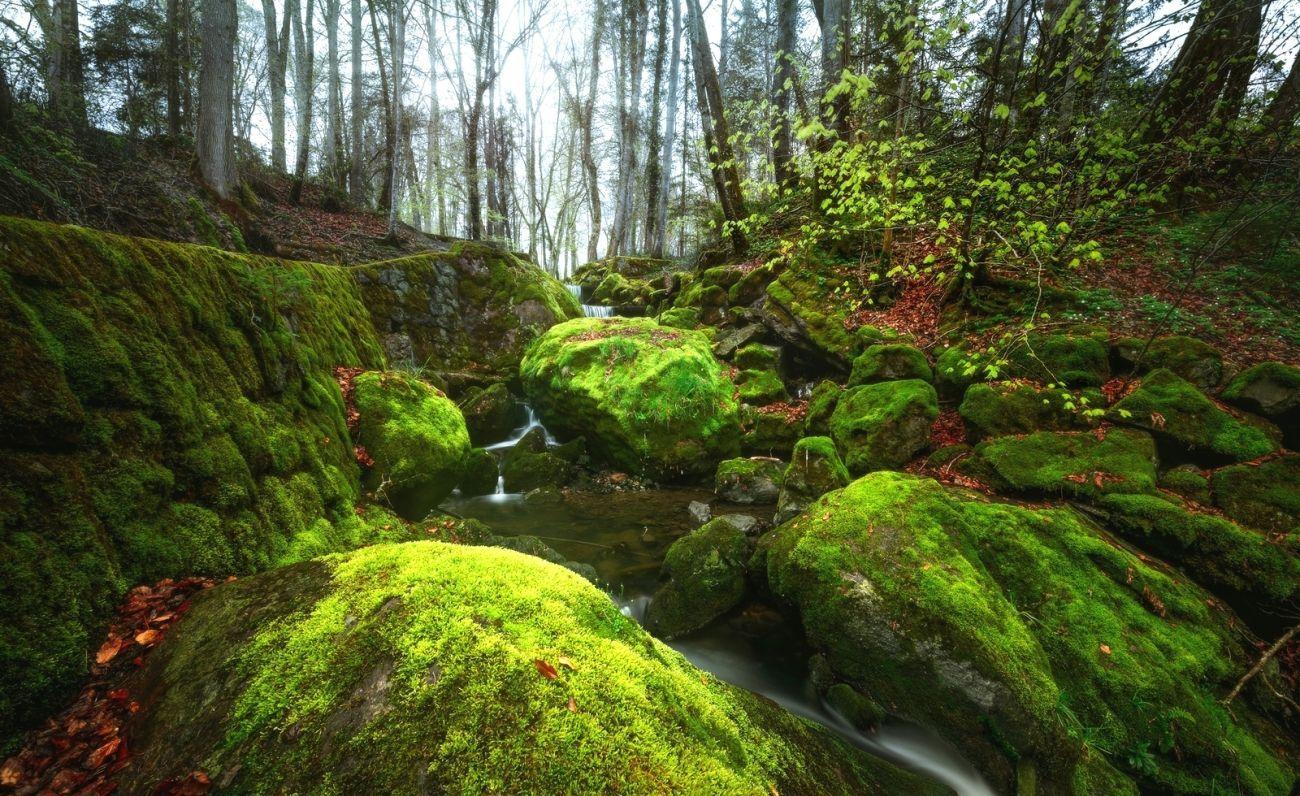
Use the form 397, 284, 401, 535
735, 368, 789, 405
740, 404, 803, 458
829, 380, 938, 474
775, 437, 851, 524
459, 448, 500, 497
933, 345, 989, 400
1210, 453, 1300, 534
847, 344, 933, 386
353, 371, 471, 520
656, 306, 700, 329
1221, 362, 1300, 445
761, 471, 1295, 793
714, 457, 784, 504
457, 381, 524, 446
1010, 331, 1109, 387
965, 427, 1157, 500
710, 322, 766, 359
520, 317, 740, 480
1158, 464, 1211, 504
1110, 369, 1280, 463
503, 449, 573, 493
760, 263, 869, 370
687, 500, 712, 524
732, 342, 780, 370
804, 380, 843, 436
1113, 335, 1223, 389
645, 519, 751, 638
116, 542, 934, 793
959, 381, 1101, 439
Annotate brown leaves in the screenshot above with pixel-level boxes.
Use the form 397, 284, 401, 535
929, 409, 967, 448
533, 659, 559, 680
154, 770, 213, 795
754, 399, 808, 425
1100, 644, 1112, 655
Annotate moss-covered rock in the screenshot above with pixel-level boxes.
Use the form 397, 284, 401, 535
967, 428, 1157, 499
933, 345, 990, 400
804, 379, 843, 436
353, 371, 470, 520
0, 216, 399, 749
735, 368, 789, 405
847, 344, 933, 386
117, 542, 935, 793
714, 457, 784, 504
959, 381, 1100, 439
762, 472, 1296, 793
761, 262, 864, 370
645, 519, 752, 638
352, 241, 581, 378
1110, 369, 1280, 463
655, 306, 700, 329
829, 380, 938, 474
519, 317, 741, 480
459, 448, 500, 497
740, 404, 804, 458
1210, 454, 1300, 534
592, 272, 655, 306
1159, 464, 1211, 504
1113, 335, 1224, 389
1221, 362, 1300, 445
1010, 331, 1110, 387
457, 381, 523, 446
733, 342, 780, 371
775, 437, 851, 524
503, 449, 574, 493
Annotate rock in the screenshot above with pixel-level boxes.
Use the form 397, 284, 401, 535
965, 427, 1157, 500
714, 457, 784, 504
1221, 361, 1300, 445
520, 317, 741, 480
732, 343, 780, 370
735, 368, 789, 405
933, 345, 989, 400
847, 344, 933, 386
1113, 335, 1223, 389
1158, 464, 1211, 504
804, 380, 843, 436
457, 382, 524, 446
759, 263, 868, 371
959, 381, 1101, 439
716, 514, 760, 535
592, 272, 655, 306
353, 241, 581, 378
775, 437, 851, 524
740, 405, 804, 458
760, 471, 1294, 794
353, 371, 471, 520
503, 449, 573, 493
116, 542, 934, 793
1110, 368, 1280, 463
687, 500, 712, 524
728, 263, 778, 306
656, 306, 700, 329
711, 323, 766, 359
1010, 331, 1110, 387
459, 448, 500, 497
829, 380, 938, 474
1209, 453, 1300, 534
645, 519, 751, 638
1095, 492, 1299, 624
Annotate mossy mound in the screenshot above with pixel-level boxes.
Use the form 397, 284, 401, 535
1209, 454, 1300, 534
740, 405, 804, 458
804, 379, 843, 436
572, 255, 672, 289
847, 344, 933, 386
353, 371, 470, 520
829, 380, 938, 474
0, 216, 399, 749
1110, 369, 1279, 463
655, 306, 700, 329
732, 342, 780, 370
1113, 335, 1223, 389
735, 368, 789, 404
1010, 331, 1110, 387
933, 345, 990, 400
1221, 362, 1300, 445
352, 241, 581, 378
519, 317, 741, 480
458, 448, 500, 497
959, 381, 1100, 439
967, 428, 1157, 499
762, 261, 864, 369
762, 472, 1297, 793
1159, 465, 1211, 504
457, 382, 523, 446
645, 519, 752, 638
503, 447, 574, 493
776, 437, 851, 524
592, 272, 655, 306
714, 457, 784, 504
117, 542, 934, 794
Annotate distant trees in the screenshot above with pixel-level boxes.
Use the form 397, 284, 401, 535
196, 0, 236, 198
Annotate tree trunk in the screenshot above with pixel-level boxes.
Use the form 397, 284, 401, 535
642, 0, 667, 251
197, 0, 238, 198
48, 0, 87, 128
1213, 0, 1262, 126
166, 0, 183, 137
326, 0, 345, 189
685, 0, 746, 253
349, 0, 367, 203
261, 0, 291, 170
772, 0, 796, 186
1149, 0, 1252, 143
425, 2, 443, 233
386, 0, 405, 238
366, 0, 393, 210
608, 0, 648, 257
819, 0, 849, 135
1264, 50, 1300, 134
650, 0, 680, 257
290, 0, 314, 204
581, 0, 605, 260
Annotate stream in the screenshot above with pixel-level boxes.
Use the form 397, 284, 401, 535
566, 283, 617, 318
443, 407, 996, 796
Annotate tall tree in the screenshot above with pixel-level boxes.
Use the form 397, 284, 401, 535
325, 0, 346, 189
289, 0, 314, 203
48, 0, 88, 127
425, 0, 445, 233
196, 0, 237, 198
349, 0, 367, 203
165, 0, 183, 136
685, 0, 745, 252
650, 0, 680, 257
771, 0, 796, 186
386, 0, 405, 238
642, 0, 668, 251
1264, 49, 1300, 134
608, 0, 649, 256
261, 0, 292, 170
819, 0, 849, 135
580, 0, 605, 260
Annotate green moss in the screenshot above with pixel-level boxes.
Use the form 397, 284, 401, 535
118, 542, 937, 794
736, 368, 789, 405
1113, 335, 1223, 389
520, 317, 741, 480
458, 448, 500, 497
804, 380, 843, 436
776, 437, 851, 524
1159, 465, 1211, 503
1011, 332, 1109, 387
353, 371, 470, 520
968, 428, 1157, 499
1209, 454, 1300, 534
829, 380, 938, 474
1220, 361, 1300, 419
764, 263, 864, 368
959, 381, 1100, 439
655, 306, 700, 329
762, 472, 1296, 793
934, 345, 990, 399
714, 457, 784, 504
848, 344, 933, 386
733, 343, 779, 371
1110, 369, 1280, 462
645, 518, 752, 638
503, 449, 574, 492
457, 381, 522, 446
740, 404, 804, 458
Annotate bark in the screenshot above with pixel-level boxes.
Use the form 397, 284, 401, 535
48, 0, 87, 128
425, 2, 443, 233
771, 0, 796, 186
685, 0, 746, 253
166, 0, 183, 137
290, 0, 314, 204
819, 0, 849, 135
642, 0, 667, 250
386, 0, 405, 238
650, 0, 680, 257
349, 0, 367, 203
463, 0, 497, 240
366, 0, 394, 209
1213, 0, 1263, 126
325, 0, 345, 189
261, 0, 292, 170
197, 0, 238, 199
1149, 0, 1255, 142
580, 0, 605, 260
608, 0, 649, 256
1263, 50, 1300, 134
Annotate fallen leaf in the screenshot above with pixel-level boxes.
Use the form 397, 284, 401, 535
534, 659, 558, 680
134, 628, 162, 646
95, 637, 124, 665
1, 757, 22, 786
1100, 644, 1112, 655
85, 738, 120, 769
557, 656, 577, 671
567, 697, 578, 712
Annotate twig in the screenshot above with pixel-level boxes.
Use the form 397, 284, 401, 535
1222, 623, 1300, 705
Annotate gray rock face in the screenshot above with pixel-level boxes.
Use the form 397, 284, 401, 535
714, 457, 784, 504
687, 500, 712, 524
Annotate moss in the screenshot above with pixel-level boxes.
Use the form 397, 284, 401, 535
714, 457, 784, 504
1209, 454, 1300, 534
655, 306, 700, 329
119, 542, 937, 794
762, 472, 1296, 794
503, 449, 574, 492
1159, 465, 1211, 504
934, 345, 990, 399
733, 343, 779, 371
520, 317, 741, 480
804, 379, 843, 436
1113, 335, 1223, 389
968, 428, 1157, 499
0, 216, 396, 749
1110, 369, 1280, 463
592, 272, 655, 306
740, 405, 803, 458
457, 381, 522, 446
775, 437, 851, 524
829, 380, 938, 475
1220, 361, 1300, 420
353, 371, 470, 520
1010, 332, 1110, 387
458, 448, 500, 497
959, 381, 1100, 439
736, 368, 789, 405
645, 519, 752, 638
764, 263, 864, 368
847, 344, 933, 386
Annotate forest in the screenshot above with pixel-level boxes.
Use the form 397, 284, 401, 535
0, 0, 1298, 792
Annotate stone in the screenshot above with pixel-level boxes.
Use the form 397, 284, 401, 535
775, 437, 851, 524
645, 519, 751, 638
829, 380, 939, 474
714, 457, 784, 504
847, 344, 933, 386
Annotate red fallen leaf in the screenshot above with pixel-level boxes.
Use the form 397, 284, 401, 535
567, 697, 578, 713
86, 738, 121, 769
1093, 472, 1105, 489
1, 757, 22, 786
1100, 644, 1112, 655
135, 628, 162, 646
533, 659, 559, 680
49, 767, 87, 791
96, 636, 125, 665
107, 689, 130, 702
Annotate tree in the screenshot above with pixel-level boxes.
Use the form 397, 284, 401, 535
649, 0, 680, 257
260, 0, 292, 170
579, 0, 605, 259
47, 0, 88, 127
349, 0, 367, 203
325, 0, 346, 189
196, 0, 237, 198
771, 0, 795, 187
289, 0, 314, 203
385, 0, 406, 238
1264, 50, 1300, 134
819, 0, 849, 135
165, 0, 184, 136
607, 0, 648, 256
685, 0, 745, 252
642, 0, 667, 252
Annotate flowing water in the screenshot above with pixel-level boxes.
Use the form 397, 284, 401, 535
566, 283, 618, 319
442, 410, 995, 795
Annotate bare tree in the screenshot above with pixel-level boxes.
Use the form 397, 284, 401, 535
607, 0, 648, 256
289, 0, 315, 203
386, 0, 406, 238
325, 0, 346, 189
650, 0, 679, 256
349, 0, 367, 203
771, 0, 795, 186
641, 0, 667, 253
261, 0, 293, 170
685, 0, 745, 252
197, 0, 237, 198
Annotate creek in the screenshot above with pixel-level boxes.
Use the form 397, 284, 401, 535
443, 406, 996, 796
566, 283, 617, 318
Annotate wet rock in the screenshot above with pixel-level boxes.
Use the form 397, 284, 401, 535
963, 427, 1157, 500
711, 323, 767, 359
1113, 335, 1223, 389
775, 437, 851, 525
847, 344, 933, 386
1209, 453, 1300, 534
714, 457, 784, 504
458, 382, 524, 446
458, 448, 500, 497
645, 519, 751, 638
740, 405, 804, 458
503, 436, 573, 492
829, 380, 938, 475
688, 500, 712, 524
1220, 361, 1300, 445
735, 368, 789, 405
959, 381, 1101, 439
715, 514, 760, 535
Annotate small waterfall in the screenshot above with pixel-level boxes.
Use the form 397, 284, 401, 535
565, 283, 583, 300
583, 304, 615, 318
484, 404, 556, 451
